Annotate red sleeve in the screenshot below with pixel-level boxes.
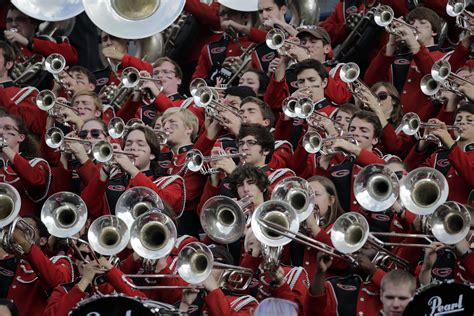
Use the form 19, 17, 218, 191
25, 245, 73, 289
76, 160, 101, 186
104, 267, 146, 298
11, 154, 49, 187
248, 27, 267, 43
44, 285, 87, 316
205, 290, 257, 316
291, 141, 311, 178
447, 147, 474, 187
319, 3, 348, 45
192, 45, 212, 80
460, 251, 474, 282
116, 99, 142, 123
80, 173, 108, 219
364, 48, 394, 86
263, 74, 290, 111
197, 179, 221, 216
239, 253, 261, 273
271, 267, 309, 313
448, 42, 470, 72
193, 133, 217, 157
304, 282, 337, 316
325, 76, 351, 105
272, 114, 294, 142
354, 149, 385, 166
412, 45, 437, 75
32, 37, 78, 65
403, 145, 434, 170
120, 253, 142, 274
121, 54, 153, 73
151, 93, 184, 113
184, 0, 220, 29
380, 124, 415, 158
268, 142, 293, 169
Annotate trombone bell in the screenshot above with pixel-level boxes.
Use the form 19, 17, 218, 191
331, 212, 369, 254
0, 183, 21, 229
88, 215, 130, 256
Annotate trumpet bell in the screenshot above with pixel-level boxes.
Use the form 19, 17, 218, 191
374, 5, 394, 27
354, 164, 399, 212
130, 211, 177, 260
108, 117, 125, 139
251, 200, 299, 247
88, 215, 130, 256
186, 150, 204, 172
430, 202, 471, 244
331, 212, 369, 254
400, 167, 449, 215
0, 184, 21, 228
193, 86, 216, 108
282, 97, 298, 118
45, 127, 65, 149
36, 90, 56, 111
41, 192, 88, 238
271, 177, 316, 222
92, 140, 114, 163
431, 59, 451, 82
177, 242, 213, 284
83, 0, 185, 39
116, 186, 165, 228
200, 196, 246, 244
420, 74, 441, 96
302, 131, 322, 153
396, 112, 421, 136
340, 62, 360, 83
11, 0, 84, 21
265, 28, 286, 50
121, 67, 140, 88
446, 0, 466, 17
44, 54, 66, 74
295, 98, 314, 119
189, 78, 207, 98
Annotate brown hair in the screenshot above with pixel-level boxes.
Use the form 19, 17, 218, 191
307, 176, 343, 228
1, 113, 39, 158
71, 90, 103, 112
350, 110, 383, 140
240, 96, 276, 128
228, 164, 270, 198
371, 82, 404, 126
123, 125, 161, 176
406, 7, 441, 42
154, 57, 183, 80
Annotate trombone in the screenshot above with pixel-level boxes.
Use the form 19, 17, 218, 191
200, 195, 253, 244
91, 140, 137, 163
340, 62, 378, 106
45, 127, 92, 152
446, 0, 473, 34
184, 149, 246, 174
374, 5, 419, 38
88, 215, 130, 257
115, 186, 165, 229
302, 131, 358, 154
271, 177, 316, 222
122, 242, 254, 291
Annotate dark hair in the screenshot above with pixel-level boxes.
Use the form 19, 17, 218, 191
273, 0, 287, 8
406, 7, 441, 42
154, 57, 183, 81
350, 110, 383, 140
240, 96, 276, 128
238, 123, 275, 163
0, 298, 18, 316
209, 245, 234, 265
81, 118, 108, 135
294, 58, 329, 81
24, 215, 49, 239
225, 85, 257, 99
0, 40, 16, 65
123, 125, 161, 176
0, 113, 40, 158
228, 164, 270, 197
371, 81, 404, 126
335, 103, 360, 117
455, 101, 474, 116
306, 176, 343, 228
242, 69, 269, 96
69, 65, 96, 86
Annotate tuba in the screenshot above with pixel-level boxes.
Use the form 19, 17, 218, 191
354, 164, 400, 212
200, 195, 253, 244
115, 186, 165, 228
271, 177, 316, 222
130, 211, 177, 260
41, 192, 88, 238
88, 215, 130, 256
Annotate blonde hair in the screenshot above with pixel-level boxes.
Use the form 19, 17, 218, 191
161, 108, 199, 141
71, 90, 103, 112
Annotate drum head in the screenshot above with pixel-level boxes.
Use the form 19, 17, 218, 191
403, 282, 474, 316
69, 295, 155, 316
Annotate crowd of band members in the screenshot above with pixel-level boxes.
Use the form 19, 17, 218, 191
0, 0, 473, 315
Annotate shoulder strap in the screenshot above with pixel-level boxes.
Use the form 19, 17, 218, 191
153, 175, 186, 217
11, 86, 39, 105
274, 140, 294, 153
230, 295, 258, 311
268, 168, 295, 184
180, 97, 195, 109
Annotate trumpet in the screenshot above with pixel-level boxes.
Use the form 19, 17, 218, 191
121, 67, 163, 89
282, 96, 314, 119
354, 164, 400, 212
271, 177, 316, 222
41, 192, 88, 238
302, 131, 358, 154
184, 149, 246, 174
88, 215, 130, 256
45, 127, 92, 152
36, 90, 79, 116
189, 78, 227, 98
200, 195, 253, 244
374, 5, 419, 38
431, 59, 473, 87
44, 53, 66, 75
193, 86, 242, 124
107, 117, 126, 139
446, 0, 474, 34
122, 242, 254, 291
265, 28, 310, 57
91, 140, 137, 163
11, 53, 65, 85
340, 62, 378, 106
115, 186, 165, 229
0, 184, 36, 256
130, 211, 177, 260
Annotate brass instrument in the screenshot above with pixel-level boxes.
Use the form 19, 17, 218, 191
36, 89, 79, 119
11, 53, 67, 86
302, 131, 358, 154
265, 28, 310, 57
45, 127, 92, 153
271, 177, 316, 222
446, 0, 474, 34
374, 5, 419, 38
121, 67, 163, 89
221, 42, 257, 86
399, 167, 449, 216
340, 62, 378, 106
200, 195, 253, 244
115, 186, 165, 229
431, 59, 473, 88
189, 78, 227, 98
88, 215, 130, 256
41, 192, 88, 238
194, 86, 243, 124
282, 96, 314, 119
184, 149, 246, 175
122, 242, 254, 290
107, 117, 126, 139
354, 164, 400, 212
91, 140, 137, 164
130, 211, 177, 260
0, 183, 36, 256
11, 0, 84, 21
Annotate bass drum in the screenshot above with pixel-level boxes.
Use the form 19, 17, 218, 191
403, 281, 474, 316
68, 295, 182, 316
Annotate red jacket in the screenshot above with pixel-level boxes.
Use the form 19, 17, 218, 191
203, 290, 258, 316
7, 245, 73, 316
20, 37, 78, 65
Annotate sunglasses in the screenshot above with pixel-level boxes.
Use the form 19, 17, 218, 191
376, 92, 390, 101
78, 129, 104, 139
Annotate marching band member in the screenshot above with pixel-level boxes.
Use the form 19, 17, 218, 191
238, 69, 269, 99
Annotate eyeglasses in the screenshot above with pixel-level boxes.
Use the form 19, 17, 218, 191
0, 124, 19, 133
376, 91, 390, 101
78, 129, 104, 139
238, 140, 259, 148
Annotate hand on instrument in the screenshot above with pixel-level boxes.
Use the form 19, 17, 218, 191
422, 242, 445, 270
269, 266, 287, 287
114, 151, 139, 177
4, 30, 28, 47
267, 57, 281, 76
221, 20, 246, 34
331, 138, 360, 156
316, 252, 333, 274
219, 110, 241, 136
244, 228, 261, 258
12, 227, 33, 255
354, 253, 377, 276
395, 23, 420, 54
102, 46, 125, 62
180, 288, 200, 310
459, 81, 474, 101
68, 141, 89, 164
211, 147, 237, 175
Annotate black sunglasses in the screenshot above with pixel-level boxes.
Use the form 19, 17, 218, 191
376, 91, 390, 101
78, 129, 103, 139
